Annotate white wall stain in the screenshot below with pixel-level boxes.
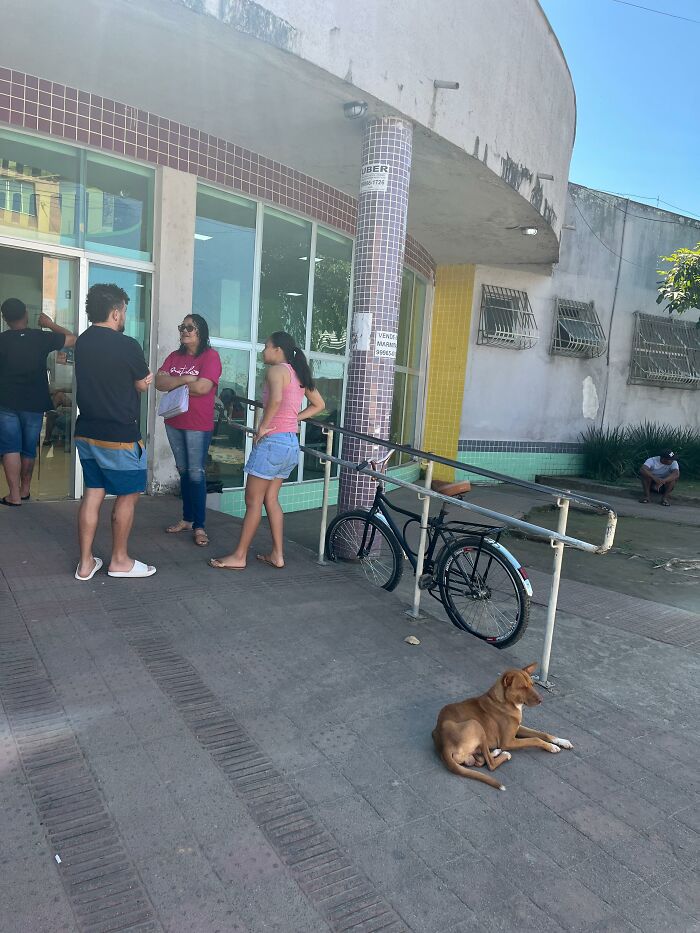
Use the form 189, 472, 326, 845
582, 375, 599, 420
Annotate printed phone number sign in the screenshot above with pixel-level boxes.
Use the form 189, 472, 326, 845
360, 163, 390, 193
374, 331, 397, 358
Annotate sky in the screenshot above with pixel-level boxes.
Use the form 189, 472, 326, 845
538, 0, 700, 218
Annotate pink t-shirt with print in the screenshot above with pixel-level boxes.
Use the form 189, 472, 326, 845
161, 348, 222, 432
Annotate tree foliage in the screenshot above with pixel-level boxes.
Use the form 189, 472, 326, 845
657, 241, 700, 317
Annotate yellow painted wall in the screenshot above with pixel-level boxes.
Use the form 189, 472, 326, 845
422, 264, 475, 482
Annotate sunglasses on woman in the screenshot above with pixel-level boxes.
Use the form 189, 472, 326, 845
178, 323, 197, 333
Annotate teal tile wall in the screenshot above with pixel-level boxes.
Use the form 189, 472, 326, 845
454, 451, 584, 484
218, 462, 422, 518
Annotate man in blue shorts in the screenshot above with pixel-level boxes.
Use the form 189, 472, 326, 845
0, 297, 76, 505
74, 283, 156, 581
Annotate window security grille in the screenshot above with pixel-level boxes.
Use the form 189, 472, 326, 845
550, 298, 606, 358
628, 312, 700, 390
477, 285, 538, 349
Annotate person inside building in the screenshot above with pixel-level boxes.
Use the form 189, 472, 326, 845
209, 331, 324, 571
0, 297, 76, 506
639, 449, 679, 506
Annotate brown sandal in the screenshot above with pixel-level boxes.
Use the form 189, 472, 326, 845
194, 528, 209, 546
166, 520, 191, 533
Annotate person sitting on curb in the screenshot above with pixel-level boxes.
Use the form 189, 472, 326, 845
639, 449, 679, 506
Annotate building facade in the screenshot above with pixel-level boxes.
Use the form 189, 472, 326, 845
10, 0, 691, 511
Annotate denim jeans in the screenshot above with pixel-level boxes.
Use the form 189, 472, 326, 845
165, 426, 213, 529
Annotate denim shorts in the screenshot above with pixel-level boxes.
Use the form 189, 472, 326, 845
0, 407, 44, 458
245, 432, 299, 480
76, 438, 147, 495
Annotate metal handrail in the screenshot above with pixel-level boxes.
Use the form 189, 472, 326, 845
232, 394, 611, 513
223, 397, 618, 686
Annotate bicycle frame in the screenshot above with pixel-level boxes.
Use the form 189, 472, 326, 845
367, 483, 509, 579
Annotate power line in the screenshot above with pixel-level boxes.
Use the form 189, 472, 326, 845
574, 187, 700, 226
611, 0, 700, 25
569, 194, 645, 266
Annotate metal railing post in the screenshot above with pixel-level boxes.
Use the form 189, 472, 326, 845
409, 460, 433, 620
537, 497, 570, 688
317, 428, 334, 565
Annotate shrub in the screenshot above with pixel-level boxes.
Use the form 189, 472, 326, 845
579, 425, 630, 481
580, 422, 700, 481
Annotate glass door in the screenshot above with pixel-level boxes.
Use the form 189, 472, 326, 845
0, 244, 79, 500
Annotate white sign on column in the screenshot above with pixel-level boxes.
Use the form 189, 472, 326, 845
374, 331, 397, 359
360, 163, 390, 194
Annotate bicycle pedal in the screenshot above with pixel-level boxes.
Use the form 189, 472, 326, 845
417, 573, 433, 590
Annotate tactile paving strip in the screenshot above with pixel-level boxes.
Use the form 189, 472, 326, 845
110, 608, 409, 933
0, 618, 162, 933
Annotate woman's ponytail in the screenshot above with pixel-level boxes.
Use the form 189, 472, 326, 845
269, 331, 315, 389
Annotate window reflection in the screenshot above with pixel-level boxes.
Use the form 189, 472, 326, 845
85, 154, 153, 260
0, 130, 80, 245
311, 229, 352, 355
194, 188, 256, 341
208, 348, 251, 489
304, 358, 344, 479
259, 209, 311, 347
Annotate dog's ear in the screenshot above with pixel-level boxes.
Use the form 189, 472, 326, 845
523, 662, 538, 675
502, 671, 515, 688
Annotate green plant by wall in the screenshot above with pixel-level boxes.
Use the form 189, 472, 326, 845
657, 241, 700, 320
580, 422, 700, 481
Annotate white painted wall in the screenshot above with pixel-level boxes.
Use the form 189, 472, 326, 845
205, 0, 575, 242
461, 186, 700, 442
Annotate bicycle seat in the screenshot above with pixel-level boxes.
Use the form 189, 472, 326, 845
432, 479, 471, 498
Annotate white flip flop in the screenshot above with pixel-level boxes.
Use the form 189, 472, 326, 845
75, 557, 103, 581
108, 559, 157, 579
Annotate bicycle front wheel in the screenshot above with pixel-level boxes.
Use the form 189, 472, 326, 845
325, 510, 404, 591
437, 537, 529, 647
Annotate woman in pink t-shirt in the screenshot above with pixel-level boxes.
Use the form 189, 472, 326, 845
155, 314, 222, 546
209, 331, 324, 570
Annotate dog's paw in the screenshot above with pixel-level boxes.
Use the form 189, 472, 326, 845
547, 743, 561, 753
492, 748, 502, 757
500, 751, 512, 761
553, 737, 573, 749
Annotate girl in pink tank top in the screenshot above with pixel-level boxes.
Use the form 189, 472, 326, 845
210, 331, 325, 571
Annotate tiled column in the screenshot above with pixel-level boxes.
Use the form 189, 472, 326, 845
338, 117, 413, 511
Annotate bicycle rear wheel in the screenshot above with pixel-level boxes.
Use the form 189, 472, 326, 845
325, 510, 403, 591
437, 537, 529, 647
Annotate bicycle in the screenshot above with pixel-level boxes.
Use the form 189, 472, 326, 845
325, 453, 533, 647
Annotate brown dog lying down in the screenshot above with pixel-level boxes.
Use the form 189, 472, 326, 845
432, 663, 573, 790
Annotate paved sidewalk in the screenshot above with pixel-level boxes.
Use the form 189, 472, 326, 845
0, 497, 698, 933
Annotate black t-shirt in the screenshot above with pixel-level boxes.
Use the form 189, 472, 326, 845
74, 326, 149, 442
0, 328, 66, 412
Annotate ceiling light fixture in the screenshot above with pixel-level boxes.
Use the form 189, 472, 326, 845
537, 173, 554, 181
194, 233, 212, 241
343, 100, 368, 120
521, 227, 539, 236
285, 292, 303, 297
433, 80, 460, 90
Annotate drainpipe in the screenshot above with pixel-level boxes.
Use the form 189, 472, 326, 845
599, 198, 629, 427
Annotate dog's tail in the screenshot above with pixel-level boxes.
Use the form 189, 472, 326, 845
442, 752, 505, 790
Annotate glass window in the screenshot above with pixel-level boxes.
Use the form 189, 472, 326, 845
395, 269, 414, 367
85, 155, 153, 260
303, 358, 344, 479
390, 371, 407, 447
0, 130, 80, 246
208, 347, 251, 489
258, 208, 311, 347
88, 264, 151, 434
194, 187, 257, 341
410, 278, 427, 370
311, 229, 352, 355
